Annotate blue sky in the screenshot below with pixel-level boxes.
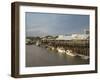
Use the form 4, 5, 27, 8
25, 12, 89, 37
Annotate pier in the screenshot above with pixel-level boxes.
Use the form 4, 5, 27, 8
41, 39, 89, 56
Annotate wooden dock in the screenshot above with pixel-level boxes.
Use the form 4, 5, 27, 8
41, 39, 89, 56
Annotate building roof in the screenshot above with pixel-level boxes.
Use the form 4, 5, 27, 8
56, 35, 72, 40
56, 34, 89, 40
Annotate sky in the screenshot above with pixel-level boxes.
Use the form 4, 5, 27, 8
25, 12, 89, 37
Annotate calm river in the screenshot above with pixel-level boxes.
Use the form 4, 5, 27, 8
26, 45, 89, 67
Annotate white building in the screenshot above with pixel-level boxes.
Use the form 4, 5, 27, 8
56, 35, 72, 40
56, 34, 89, 40
72, 34, 89, 40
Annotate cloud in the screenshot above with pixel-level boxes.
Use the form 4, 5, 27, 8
26, 12, 89, 37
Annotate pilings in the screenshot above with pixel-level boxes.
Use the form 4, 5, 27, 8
41, 40, 89, 56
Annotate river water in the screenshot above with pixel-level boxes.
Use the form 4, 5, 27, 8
26, 45, 89, 67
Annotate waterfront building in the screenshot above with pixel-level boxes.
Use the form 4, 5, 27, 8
56, 34, 89, 41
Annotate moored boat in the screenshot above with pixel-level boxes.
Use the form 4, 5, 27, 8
76, 54, 89, 60
65, 50, 76, 57
56, 47, 66, 53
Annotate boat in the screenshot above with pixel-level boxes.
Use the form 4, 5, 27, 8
47, 46, 55, 50
76, 54, 89, 60
56, 47, 66, 53
65, 50, 76, 57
